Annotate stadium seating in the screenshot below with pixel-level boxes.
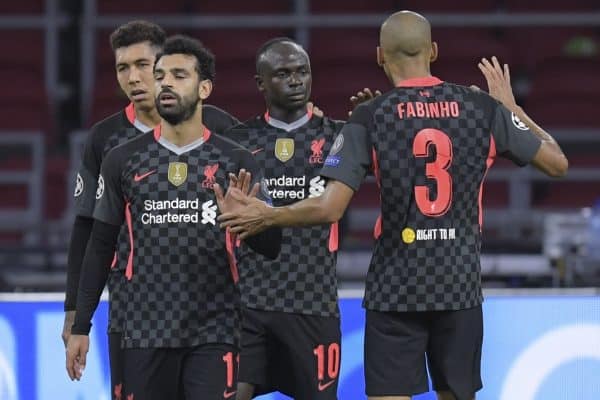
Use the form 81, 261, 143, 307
505, 27, 599, 70
0, 0, 44, 13
309, 0, 398, 13
96, 0, 188, 14
190, 0, 292, 14
400, 0, 498, 12
503, 0, 599, 11
0, 30, 50, 132
307, 28, 388, 118
526, 57, 600, 127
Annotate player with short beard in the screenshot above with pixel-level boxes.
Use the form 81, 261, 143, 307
66, 35, 280, 400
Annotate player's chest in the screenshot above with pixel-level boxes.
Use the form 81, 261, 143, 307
245, 129, 335, 175
122, 150, 234, 200
123, 152, 234, 228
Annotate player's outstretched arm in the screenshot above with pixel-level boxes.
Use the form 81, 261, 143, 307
479, 56, 568, 177
214, 170, 281, 258
218, 179, 354, 239
66, 220, 120, 381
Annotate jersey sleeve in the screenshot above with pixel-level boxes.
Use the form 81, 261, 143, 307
319, 104, 373, 191
491, 104, 542, 166
203, 104, 241, 133
92, 148, 125, 226
73, 125, 104, 217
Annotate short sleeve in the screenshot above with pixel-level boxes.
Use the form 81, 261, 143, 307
319, 104, 373, 191
491, 104, 542, 166
92, 149, 125, 226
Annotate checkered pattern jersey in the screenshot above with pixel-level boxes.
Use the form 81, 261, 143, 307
73, 104, 240, 335
320, 78, 541, 312
224, 114, 344, 317
94, 128, 260, 348
73, 104, 142, 333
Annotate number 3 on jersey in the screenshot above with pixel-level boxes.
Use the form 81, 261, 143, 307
413, 128, 453, 217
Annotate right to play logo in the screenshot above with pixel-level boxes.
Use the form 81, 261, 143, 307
511, 112, 530, 131
402, 227, 416, 244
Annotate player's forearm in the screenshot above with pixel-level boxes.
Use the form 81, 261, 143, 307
64, 216, 94, 311
511, 106, 568, 176
71, 220, 120, 335
270, 195, 343, 228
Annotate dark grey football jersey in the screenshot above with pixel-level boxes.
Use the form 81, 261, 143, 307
71, 104, 239, 334
224, 113, 344, 317
320, 77, 542, 312
94, 125, 256, 349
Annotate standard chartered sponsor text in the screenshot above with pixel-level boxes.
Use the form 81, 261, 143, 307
265, 175, 325, 199
141, 198, 217, 225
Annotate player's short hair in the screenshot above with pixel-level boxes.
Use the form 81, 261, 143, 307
255, 37, 298, 72
109, 20, 166, 52
155, 35, 216, 82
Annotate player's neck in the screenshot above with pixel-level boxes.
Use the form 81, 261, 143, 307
388, 62, 431, 86
267, 106, 308, 124
134, 106, 161, 128
160, 110, 206, 147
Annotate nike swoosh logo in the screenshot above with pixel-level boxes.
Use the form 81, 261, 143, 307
251, 148, 264, 155
318, 380, 336, 391
223, 389, 237, 399
133, 170, 156, 182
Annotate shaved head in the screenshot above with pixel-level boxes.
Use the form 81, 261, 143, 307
256, 39, 308, 75
380, 10, 432, 60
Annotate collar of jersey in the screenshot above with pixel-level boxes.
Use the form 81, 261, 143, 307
133, 118, 153, 133
125, 103, 136, 124
125, 103, 154, 133
396, 76, 443, 87
153, 124, 212, 155
264, 109, 313, 132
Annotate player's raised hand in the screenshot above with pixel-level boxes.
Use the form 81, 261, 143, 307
213, 169, 260, 215
478, 56, 517, 109
66, 334, 89, 381
349, 88, 382, 116
307, 102, 324, 117
61, 310, 76, 347
218, 197, 271, 239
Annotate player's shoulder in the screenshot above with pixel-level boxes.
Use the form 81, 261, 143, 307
89, 109, 129, 135
221, 118, 255, 142
86, 109, 130, 145
202, 104, 240, 129
444, 81, 499, 108
224, 115, 269, 140
313, 114, 345, 134
103, 130, 154, 164
210, 131, 252, 154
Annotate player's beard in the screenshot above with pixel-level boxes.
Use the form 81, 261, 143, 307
156, 88, 200, 125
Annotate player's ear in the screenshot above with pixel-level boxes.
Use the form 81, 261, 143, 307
255, 74, 265, 93
199, 79, 213, 100
376, 46, 385, 67
430, 42, 438, 63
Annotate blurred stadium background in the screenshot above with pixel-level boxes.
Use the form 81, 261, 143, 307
0, 1, 599, 399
